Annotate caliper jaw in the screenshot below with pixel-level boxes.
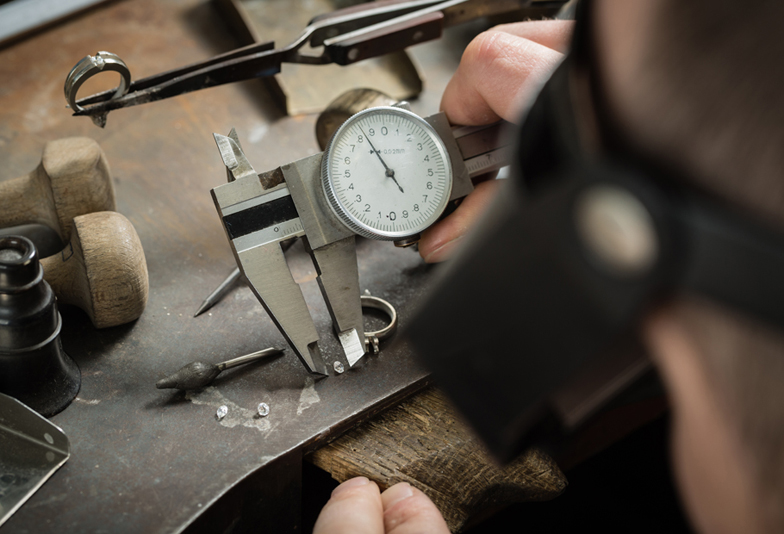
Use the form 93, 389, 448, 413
212, 134, 326, 375
240, 233, 326, 374
306, 237, 365, 366
214, 129, 256, 182
280, 155, 367, 367
211, 133, 366, 374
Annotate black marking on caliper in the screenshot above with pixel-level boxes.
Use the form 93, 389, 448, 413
224, 195, 299, 239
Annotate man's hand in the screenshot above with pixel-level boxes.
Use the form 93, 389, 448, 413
313, 477, 450, 534
419, 20, 574, 263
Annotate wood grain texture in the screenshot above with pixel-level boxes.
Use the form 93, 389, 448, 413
41, 211, 148, 328
309, 387, 567, 532
0, 137, 115, 242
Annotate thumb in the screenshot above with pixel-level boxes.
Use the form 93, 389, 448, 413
419, 179, 502, 263
313, 477, 385, 534
381, 482, 451, 534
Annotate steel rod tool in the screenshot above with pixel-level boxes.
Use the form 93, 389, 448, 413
156, 347, 284, 390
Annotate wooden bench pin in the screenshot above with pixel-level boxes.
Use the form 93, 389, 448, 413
41, 211, 148, 328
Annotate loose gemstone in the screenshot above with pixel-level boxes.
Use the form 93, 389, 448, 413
216, 405, 228, 420
257, 402, 270, 417
333, 361, 345, 374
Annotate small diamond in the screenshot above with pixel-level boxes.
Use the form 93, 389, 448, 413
93, 54, 105, 68
216, 405, 228, 420
333, 361, 345, 374
257, 402, 270, 417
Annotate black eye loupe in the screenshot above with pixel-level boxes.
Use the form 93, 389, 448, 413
0, 235, 80, 417
405, 149, 784, 461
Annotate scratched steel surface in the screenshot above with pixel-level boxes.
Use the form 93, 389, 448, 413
0, 0, 484, 532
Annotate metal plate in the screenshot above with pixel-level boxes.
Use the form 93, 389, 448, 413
0, 393, 70, 528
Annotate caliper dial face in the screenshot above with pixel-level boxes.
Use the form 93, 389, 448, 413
322, 106, 453, 240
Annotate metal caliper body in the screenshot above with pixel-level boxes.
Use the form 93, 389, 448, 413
210, 111, 509, 374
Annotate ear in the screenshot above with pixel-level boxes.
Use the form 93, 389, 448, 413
641, 300, 765, 534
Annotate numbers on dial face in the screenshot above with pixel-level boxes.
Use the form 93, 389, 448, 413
325, 109, 451, 239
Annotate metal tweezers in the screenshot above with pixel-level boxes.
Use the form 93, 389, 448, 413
69, 0, 562, 123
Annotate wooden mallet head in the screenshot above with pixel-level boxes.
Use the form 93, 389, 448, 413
41, 211, 148, 328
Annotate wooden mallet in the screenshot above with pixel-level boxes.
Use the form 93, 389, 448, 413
0, 137, 115, 243
41, 211, 148, 328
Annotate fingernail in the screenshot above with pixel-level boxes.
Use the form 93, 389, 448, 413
382, 482, 413, 508
423, 236, 463, 263
332, 476, 369, 498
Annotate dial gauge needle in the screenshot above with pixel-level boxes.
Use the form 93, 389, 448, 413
359, 126, 404, 193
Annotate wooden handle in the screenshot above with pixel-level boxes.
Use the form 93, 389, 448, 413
327, 11, 444, 66
0, 137, 116, 242
41, 211, 148, 328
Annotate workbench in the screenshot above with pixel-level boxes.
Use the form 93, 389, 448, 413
0, 1, 682, 531
0, 1, 510, 531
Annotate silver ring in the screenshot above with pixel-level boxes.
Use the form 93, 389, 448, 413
64, 51, 131, 113
361, 295, 398, 341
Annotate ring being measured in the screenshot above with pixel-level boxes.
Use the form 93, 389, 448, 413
361, 294, 398, 354
64, 51, 131, 113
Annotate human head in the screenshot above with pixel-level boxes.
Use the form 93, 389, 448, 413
594, 0, 784, 531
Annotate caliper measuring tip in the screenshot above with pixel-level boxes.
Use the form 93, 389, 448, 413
302, 342, 328, 376
213, 131, 257, 182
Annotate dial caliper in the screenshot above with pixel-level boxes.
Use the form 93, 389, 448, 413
211, 104, 510, 374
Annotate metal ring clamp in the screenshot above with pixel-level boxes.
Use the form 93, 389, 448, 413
360, 295, 398, 354
64, 52, 131, 113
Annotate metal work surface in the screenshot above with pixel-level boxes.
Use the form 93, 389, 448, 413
0, 0, 487, 531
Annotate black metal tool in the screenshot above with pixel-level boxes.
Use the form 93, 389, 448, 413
64, 0, 564, 126
156, 347, 284, 390
0, 236, 80, 417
